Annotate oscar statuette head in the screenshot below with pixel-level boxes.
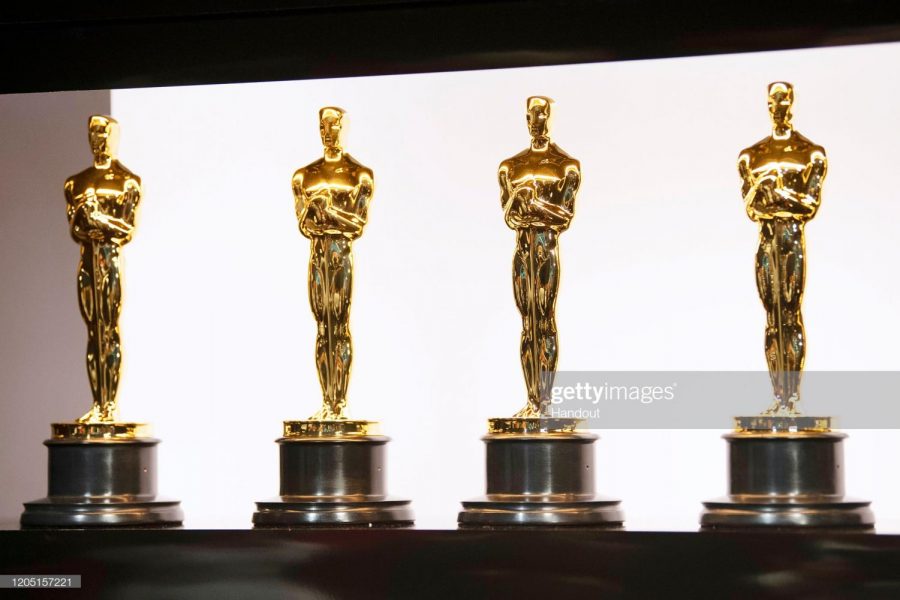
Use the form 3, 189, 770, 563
319, 106, 345, 160
526, 96, 552, 150
88, 115, 120, 168
767, 82, 794, 139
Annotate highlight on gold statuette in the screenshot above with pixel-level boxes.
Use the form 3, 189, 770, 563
458, 97, 623, 528
253, 107, 412, 527
21, 116, 183, 528
700, 83, 873, 530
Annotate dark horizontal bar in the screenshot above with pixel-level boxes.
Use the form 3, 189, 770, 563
0, 0, 449, 26
2, 529, 900, 597
2, 0, 900, 94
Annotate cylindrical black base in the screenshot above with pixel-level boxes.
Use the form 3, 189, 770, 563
701, 432, 874, 529
458, 433, 624, 528
253, 436, 414, 527
21, 438, 183, 528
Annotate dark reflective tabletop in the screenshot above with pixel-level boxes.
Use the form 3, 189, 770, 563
3, 528, 900, 599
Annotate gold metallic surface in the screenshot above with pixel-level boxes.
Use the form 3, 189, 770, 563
51, 422, 151, 440
54, 116, 144, 439
487, 417, 579, 435
287, 107, 375, 437
733, 415, 831, 433
726, 428, 843, 441
737, 83, 829, 433
496, 96, 581, 427
282, 420, 380, 439
50, 422, 150, 440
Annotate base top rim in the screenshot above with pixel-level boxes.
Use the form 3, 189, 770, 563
734, 415, 832, 433
51, 422, 151, 440
488, 417, 584, 435
282, 419, 381, 438
724, 429, 847, 441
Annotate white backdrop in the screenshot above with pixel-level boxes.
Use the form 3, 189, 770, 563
110, 42, 900, 530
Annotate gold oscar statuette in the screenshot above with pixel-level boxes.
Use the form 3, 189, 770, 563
459, 97, 623, 527
492, 95, 581, 434
59, 115, 145, 439
285, 106, 375, 438
736, 81, 829, 433
701, 84, 873, 529
21, 116, 183, 528
253, 107, 412, 527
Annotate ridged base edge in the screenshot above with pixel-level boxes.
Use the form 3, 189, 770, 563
21, 498, 183, 528
253, 497, 414, 528
700, 497, 874, 529
458, 497, 624, 528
